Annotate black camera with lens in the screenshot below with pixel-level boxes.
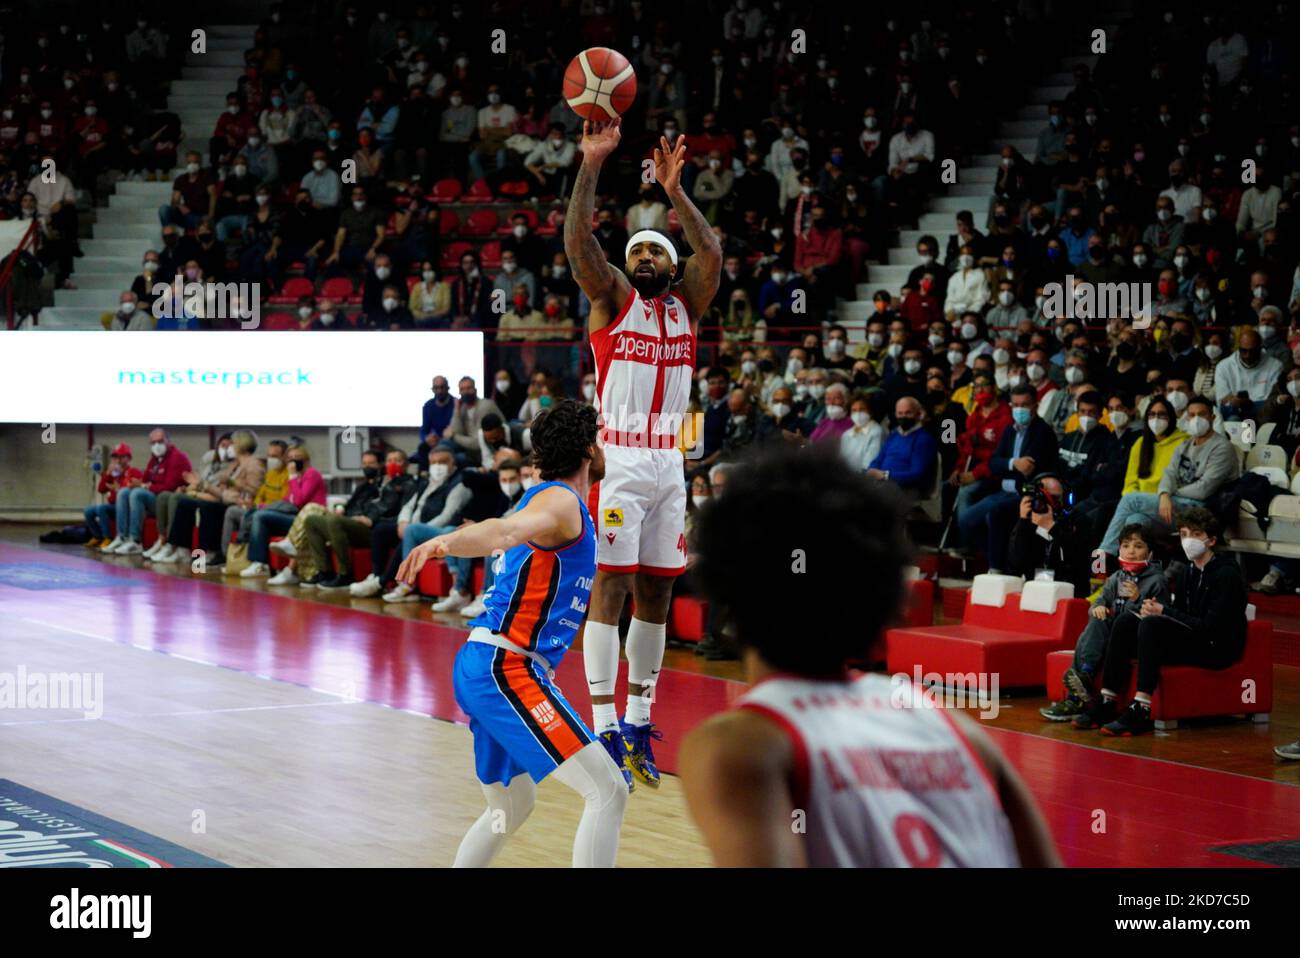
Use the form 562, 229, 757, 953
1020, 473, 1075, 516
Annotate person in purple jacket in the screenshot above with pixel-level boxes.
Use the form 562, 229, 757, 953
808, 382, 854, 444
866, 396, 938, 496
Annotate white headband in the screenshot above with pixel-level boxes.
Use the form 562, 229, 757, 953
625, 230, 678, 267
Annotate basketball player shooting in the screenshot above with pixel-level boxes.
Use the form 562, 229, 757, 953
564, 116, 721, 791
678, 447, 1062, 868
397, 401, 629, 868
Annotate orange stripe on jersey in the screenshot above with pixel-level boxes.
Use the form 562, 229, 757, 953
498, 652, 589, 761
500, 548, 559, 652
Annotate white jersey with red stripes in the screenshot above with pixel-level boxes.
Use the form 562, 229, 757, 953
737, 672, 1020, 868
589, 286, 695, 449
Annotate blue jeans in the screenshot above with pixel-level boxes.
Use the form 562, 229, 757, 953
215, 213, 248, 242
403, 523, 471, 592
1099, 492, 1202, 554
85, 504, 115, 539
248, 508, 297, 563
115, 487, 157, 540
158, 205, 204, 230
956, 488, 1020, 570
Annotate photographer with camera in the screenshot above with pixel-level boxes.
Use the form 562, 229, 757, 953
1007, 472, 1093, 599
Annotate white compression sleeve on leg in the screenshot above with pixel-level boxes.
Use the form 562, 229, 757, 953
582, 621, 621, 697
625, 617, 666, 723
451, 773, 537, 867
551, 741, 629, 868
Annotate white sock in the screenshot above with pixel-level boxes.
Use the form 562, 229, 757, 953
452, 774, 536, 868
552, 741, 629, 867
583, 620, 621, 699
624, 617, 666, 723
592, 702, 619, 734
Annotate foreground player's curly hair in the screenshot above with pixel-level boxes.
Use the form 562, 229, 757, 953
693, 445, 915, 676
529, 399, 599, 480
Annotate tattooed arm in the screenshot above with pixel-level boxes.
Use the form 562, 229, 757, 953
565, 118, 632, 335
654, 133, 722, 334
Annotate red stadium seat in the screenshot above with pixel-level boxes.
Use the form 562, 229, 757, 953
497, 180, 529, 197
417, 562, 454, 597
885, 591, 1090, 688
430, 178, 463, 201
1045, 620, 1274, 727
441, 240, 473, 270
669, 596, 708, 643
142, 517, 159, 550
509, 208, 540, 229
462, 178, 494, 203
480, 240, 502, 268
462, 209, 499, 236
537, 208, 563, 236
270, 276, 314, 304
320, 277, 354, 302
336, 548, 372, 582
438, 209, 460, 236
262, 312, 297, 331
405, 274, 420, 292
269, 539, 290, 571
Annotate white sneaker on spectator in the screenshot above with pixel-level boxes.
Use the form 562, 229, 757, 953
100, 536, 123, 554
240, 562, 270, 578
432, 590, 470, 613
115, 539, 142, 555
458, 594, 487, 618
350, 574, 382, 597
142, 541, 164, 560
267, 566, 300, 586
270, 539, 297, 558
383, 582, 420, 603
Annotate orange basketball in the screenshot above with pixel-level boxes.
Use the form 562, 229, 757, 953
562, 47, 637, 121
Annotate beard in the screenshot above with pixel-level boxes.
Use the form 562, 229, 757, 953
628, 266, 671, 297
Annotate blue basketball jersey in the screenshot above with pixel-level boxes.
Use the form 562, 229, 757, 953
468, 481, 596, 668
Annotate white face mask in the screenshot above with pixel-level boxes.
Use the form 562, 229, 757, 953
808, 383, 827, 400
959, 255, 974, 269
1287, 380, 1300, 399
1147, 417, 1169, 435
770, 402, 791, 419
313, 159, 327, 172
521, 476, 538, 490
298, 306, 313, 319
929, 334, 945, 349
422, 270, 436, 282
961, 323, 978, 340
150, 442, 167, 457
1133, 254, 1149, 268
450, 96, 463, 107
998, 291, 1014, 306
353, 200, 366, 211
1174, 255, 1188, 270
1165, 390, 1188, 411
495, 377, 511, 393
867, 333, 884, 348
1077, 415, 1096, 433
1204, 344, 1222, 359
382, 297, 398, 311
1254, 286, 1268, 299
500, 481, 521, 497
887, 343, 904, 358
1196, 288, 1212, 302
824, 404, 846, 420
430, 464, 450, 482
186, 162, 200, 174
1185, 415, 1210, 438
993, 348, 1010, 364
1108, 410, 1129, 430
502, 261, 517, 273
1065, 366, 1085, 385
119, 302, 136, 315
374, 266, 390, 280
903, 359, 922, 375
1259, 325, 1277, 341
583, 383, 596, 401
247, 137, 261, 148
741, 360, 758, 375
319, 313, 335, 326
267, 457, 282, 472
1027, 363, 1045, 381
143, 260, 158, 273
947, 350, 964, 366
1181, 535, 1208, 560
1008, 374, 1023, 388
851, 411, 871, 428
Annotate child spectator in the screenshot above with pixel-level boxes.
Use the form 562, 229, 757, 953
84, 444, 142, 547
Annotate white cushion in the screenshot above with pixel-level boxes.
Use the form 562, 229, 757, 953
1251, 465, 1290, 489
1290, 473, 1300, 496
1019, 580, 1076, 614
970, 573, 1025, 608
904, 565, 922, 581
1246, 603, 1256, 622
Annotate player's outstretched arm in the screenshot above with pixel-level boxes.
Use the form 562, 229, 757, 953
654, 134, 721, 328
396, 487, 581, 584
679, 711, 807, 867
565, 119, 631, 332
949, 710, 1063, 867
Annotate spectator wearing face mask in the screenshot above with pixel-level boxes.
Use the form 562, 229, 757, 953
297, 450, 389, 590
1236, 165, 1281, 242
241, 445, 327, 578
899, 276, 943, 332
1214, 329, 1283, 415
326, 187, 387, 276
442, 377, 504, 465
946, 378, 1013, 536
1057, 390, 1117, 501
819, 324, 853, 371
237, 126, 279, 187
1040, 350, 1095, 438
102, 429, 193, 555
942, 244, 991, 319
1255, 305, 1290, 367
839, 391, 885, 472
157, 430, 265, 567
954, 384, 1059, 571
491, 251, 537, 313
300, 150, 342, 208
159, 151, 215, 229
107, 290, 151, 330
212, 96, 255, 170
1142, 198, 1185, 270
437, 89, 478, 179
757, 264, 804, 327
1259, 366, 1300, 460
143, 433, 232, 559
986, 282, 1029, 336
763, 384, 811, 446
808, 382, 854, 444
85, 445, 143, 548
409, 261, 451, 328
865, 396, 938, 497
884, 347, 927, 407
383, 449, 473, 603
365, 284, 414, 330
1098, 396, 1239, 557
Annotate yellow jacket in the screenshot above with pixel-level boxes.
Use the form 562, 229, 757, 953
1122, 430, 1188, 494
255, 466, 289, 506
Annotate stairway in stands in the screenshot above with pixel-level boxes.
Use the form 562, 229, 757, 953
835, 44, 1105, 333
41, 24, 256, 329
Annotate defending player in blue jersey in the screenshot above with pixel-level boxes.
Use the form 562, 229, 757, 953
397, 400, 629, 868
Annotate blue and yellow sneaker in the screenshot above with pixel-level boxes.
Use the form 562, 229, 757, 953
620, 720, 663, 789
599, 728, 634, 793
